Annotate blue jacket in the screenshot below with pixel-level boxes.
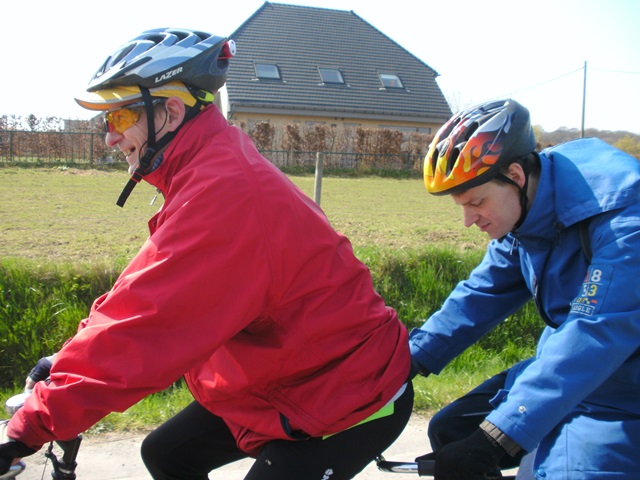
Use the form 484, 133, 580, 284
409, 138, 640, 479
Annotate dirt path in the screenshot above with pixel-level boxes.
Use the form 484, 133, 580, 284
18, 414, 432, 479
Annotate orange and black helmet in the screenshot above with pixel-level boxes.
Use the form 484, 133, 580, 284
424, 99, 536, 195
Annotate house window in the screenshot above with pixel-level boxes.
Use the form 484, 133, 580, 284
255, 63, 281, 80
379, 73, 404, 89
318, 68, 344, 84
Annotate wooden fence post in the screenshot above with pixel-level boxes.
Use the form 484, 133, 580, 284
314, 152, 323, 205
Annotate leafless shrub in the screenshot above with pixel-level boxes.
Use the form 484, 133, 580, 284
249, 121, 275, 151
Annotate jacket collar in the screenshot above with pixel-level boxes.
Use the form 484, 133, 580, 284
512, 137, 640, 246
143, 105, 228, 194
544, 138, 640, 226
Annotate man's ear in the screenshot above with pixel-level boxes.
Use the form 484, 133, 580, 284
163, 97, 187, 132
507, 163, 527, 189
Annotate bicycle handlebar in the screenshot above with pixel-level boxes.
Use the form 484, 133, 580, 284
375, 455, 516, 479
3, 390, 82, 480
376, 455, 435, 475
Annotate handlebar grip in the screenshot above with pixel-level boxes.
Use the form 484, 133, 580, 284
417, 458, 435, 476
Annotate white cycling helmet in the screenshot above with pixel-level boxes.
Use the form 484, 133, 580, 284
76, 28, 235, 110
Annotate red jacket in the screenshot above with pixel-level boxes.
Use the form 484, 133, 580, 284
10, 105, 410, 455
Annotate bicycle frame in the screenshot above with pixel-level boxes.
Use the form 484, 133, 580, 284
45, 436, 83, 480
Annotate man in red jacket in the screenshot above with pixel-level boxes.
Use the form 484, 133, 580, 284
0, 29, 412, 479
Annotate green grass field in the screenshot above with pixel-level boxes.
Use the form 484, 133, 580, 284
0, 166, 487, 264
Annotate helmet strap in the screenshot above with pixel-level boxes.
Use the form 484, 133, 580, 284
116, 87, 157, 207
116, 87, 182, 207
138, 86, 159, 174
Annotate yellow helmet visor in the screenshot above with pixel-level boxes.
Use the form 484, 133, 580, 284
75, 81, 199, 111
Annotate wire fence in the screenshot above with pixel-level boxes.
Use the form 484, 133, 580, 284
0, 130, 425, 174
261, 150, 423, 173
0, 130, 113, 165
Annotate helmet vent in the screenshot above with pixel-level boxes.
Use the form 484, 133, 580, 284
446, 146, 461, 176
111, 44, 136, 69
428, 148, 439, 175
146, 34, 166, 44
464, 121, 479, 141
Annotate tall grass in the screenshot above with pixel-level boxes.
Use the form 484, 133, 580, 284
0, 259, 120, 384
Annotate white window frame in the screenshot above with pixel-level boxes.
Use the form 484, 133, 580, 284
318, 68, 345, 84
379, 73, 404, 89
255, 63, 281, 80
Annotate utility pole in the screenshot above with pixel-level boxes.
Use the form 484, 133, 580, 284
581, 61, 587, 138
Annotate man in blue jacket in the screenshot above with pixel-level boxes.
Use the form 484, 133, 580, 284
410, 99, 640, 480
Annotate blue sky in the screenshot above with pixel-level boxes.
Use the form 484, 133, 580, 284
2, 0, 639, 133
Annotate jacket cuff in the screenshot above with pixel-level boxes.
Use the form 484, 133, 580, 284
480, 419, 522, 457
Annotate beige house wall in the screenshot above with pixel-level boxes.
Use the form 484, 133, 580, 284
217, 89, 441, 152
228, 111, 436, 135
226, 111, 436, 157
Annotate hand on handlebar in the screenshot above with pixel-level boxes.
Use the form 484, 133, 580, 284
0, 421, 37, 476
25, 354, 56, 391
432, 428, 507, 480
408, 356, 430, 381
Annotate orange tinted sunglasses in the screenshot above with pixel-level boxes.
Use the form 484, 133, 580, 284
103, 99, 164, 134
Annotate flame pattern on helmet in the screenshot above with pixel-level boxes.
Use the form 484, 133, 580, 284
424, 100, 520, 195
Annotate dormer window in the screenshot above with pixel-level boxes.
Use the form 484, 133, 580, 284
379, 73, 404, 89
255, 63, 281, 80
318, 68, 345, 84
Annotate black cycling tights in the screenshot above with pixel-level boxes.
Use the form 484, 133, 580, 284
141, 383, 413, 480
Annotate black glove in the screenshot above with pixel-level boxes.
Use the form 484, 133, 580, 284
27, 355, 55, 385
409, 356, 430, 381
0, 421, 37, 475
434, 428, 507, 480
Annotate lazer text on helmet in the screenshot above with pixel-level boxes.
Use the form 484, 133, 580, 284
156, 67, 184, 84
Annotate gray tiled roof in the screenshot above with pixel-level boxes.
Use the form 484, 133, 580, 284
226, 2, 452, 124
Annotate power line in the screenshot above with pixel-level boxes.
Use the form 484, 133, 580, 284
499, 66, 584, 97
496, 65, 640, 100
